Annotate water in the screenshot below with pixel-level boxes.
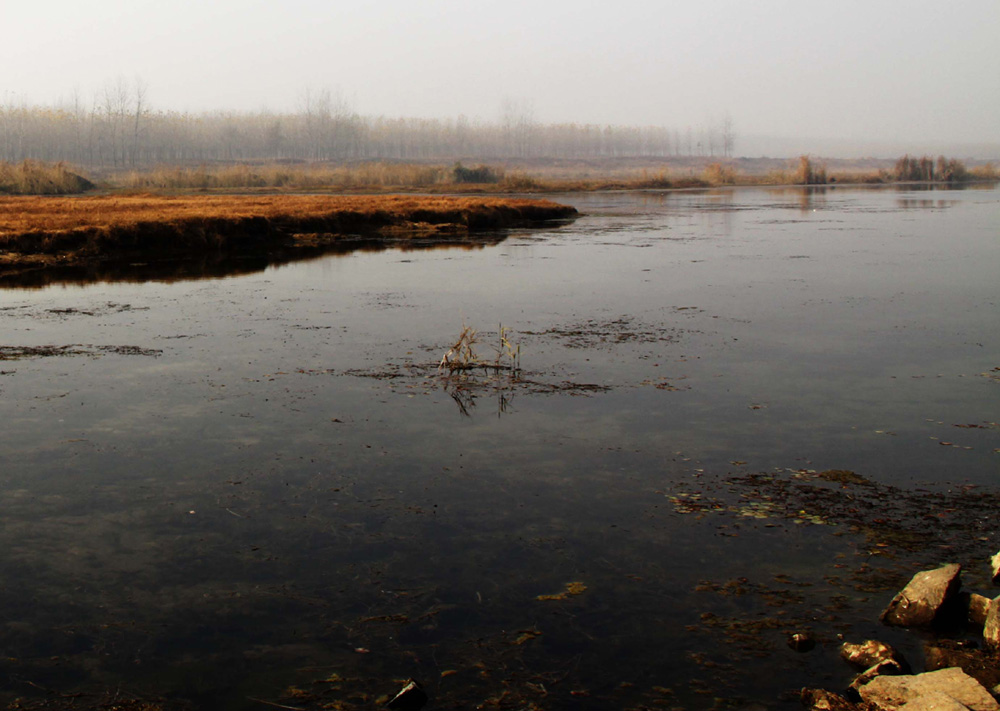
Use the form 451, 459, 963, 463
1, 185, 998, 709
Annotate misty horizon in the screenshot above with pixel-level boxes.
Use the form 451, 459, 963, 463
3, 85, 998, 163
3, 0, 998, 160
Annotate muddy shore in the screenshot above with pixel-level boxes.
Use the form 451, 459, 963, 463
0, 194, 577, 275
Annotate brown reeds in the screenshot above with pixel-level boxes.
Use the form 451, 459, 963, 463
794, 156, 827, 185
0, 160, 94, 195
113, 162, 449, 190
0, 194, 578, 268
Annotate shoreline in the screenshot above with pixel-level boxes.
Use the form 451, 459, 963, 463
0, 194, 578, 274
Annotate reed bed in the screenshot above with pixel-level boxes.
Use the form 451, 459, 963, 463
114, 162, 448, 190
5, 157, 995, 198
0, 194, 578, 267
0, 160, 94, 195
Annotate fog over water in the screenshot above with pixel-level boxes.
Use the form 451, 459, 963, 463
3, 0, 999, 157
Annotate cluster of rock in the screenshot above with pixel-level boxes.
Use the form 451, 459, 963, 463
803, 553, 1000, 710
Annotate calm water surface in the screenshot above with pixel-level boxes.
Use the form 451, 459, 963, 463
0, 185, 998, 709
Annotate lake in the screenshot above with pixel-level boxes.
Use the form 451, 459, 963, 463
1, 185, 998, 710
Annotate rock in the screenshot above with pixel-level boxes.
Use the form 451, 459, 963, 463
801, 688, 860, 710
960, 593, 993, 627
386, 679, 428, 711
858, 668, 999, 711
991, 552, 999, 586
789, 631, 817, 652
840, 639, 910, 671
924, 641, 1000, 691
899, 690, 979, 710
848, 659, 907, 698
880, 564, 963, 627
985, 596, 1000, 652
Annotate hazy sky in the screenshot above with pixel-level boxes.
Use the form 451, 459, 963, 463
3, 0, 998, 149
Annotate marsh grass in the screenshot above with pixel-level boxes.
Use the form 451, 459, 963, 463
438, 325, 523, 417
969, 163, 999, 181
115, 162, 448, 190
0, 194, 577, 269
439, 325, 521, 374
9, 155, 993, 197
0, 160, 94, 195
703, 163, 736, 185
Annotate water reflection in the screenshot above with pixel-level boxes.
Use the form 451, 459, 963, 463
896, 198, 960, 209
762, 185, 834, 213
0, 235, 507, 290
1, 185, 998, 709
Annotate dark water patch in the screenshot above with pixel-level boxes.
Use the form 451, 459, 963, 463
0, 344, 162, 359
0, 236, 508, 290
0, 185, 997, 709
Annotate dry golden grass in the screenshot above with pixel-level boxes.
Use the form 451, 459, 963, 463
0, 160, 94, 195
0, 194, 577, 268
94, 155, 999, 196
114, 162, 448, 190
0, 194, 565, 232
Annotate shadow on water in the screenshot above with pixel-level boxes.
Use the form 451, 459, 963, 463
0, 234, 508, 290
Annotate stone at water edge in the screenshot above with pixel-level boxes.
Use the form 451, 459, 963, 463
985, 595, 1000, 652
880, 563, 963, 627
840, 639, 910, 671
788, 631, 816, 652
847, 659, 909, 699
800, 688, 859, 710
960, 592, 993, 627
992, 551, 999, 585
857, 667, 999, 711
899, 690, 984, 711
924, 642, 1000, 691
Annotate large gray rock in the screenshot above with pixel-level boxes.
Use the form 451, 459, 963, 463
858, 668, 999, 711
880, 564, 963, 627
840, 639, 910, 671
985, 595, 1000, 652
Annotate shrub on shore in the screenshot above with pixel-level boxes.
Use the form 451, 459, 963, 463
894, 155, 971, 183
703, 162, 736, 185
0, 160, 94, 195
452, 163, 503, 184
794, 156, 827, 185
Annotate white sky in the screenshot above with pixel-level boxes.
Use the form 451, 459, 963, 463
3, 0, 999, 150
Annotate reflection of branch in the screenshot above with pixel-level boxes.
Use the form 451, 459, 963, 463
449, 387, 474, 417
443, 363, 516, 373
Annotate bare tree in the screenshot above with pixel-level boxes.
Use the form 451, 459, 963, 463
500, 97, 535, 158
722, 112, 736, 158
130, 77, 148, 167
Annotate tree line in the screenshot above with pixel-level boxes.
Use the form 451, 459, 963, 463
1, 83, 737, 168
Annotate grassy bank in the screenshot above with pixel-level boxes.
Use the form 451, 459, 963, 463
104, 156, 1000, 193
4, 157, 997, 197
0, 194, 577, 270
0, 160, 94, 195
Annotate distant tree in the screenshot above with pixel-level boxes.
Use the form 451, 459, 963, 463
722, 112, 736, 158
130, 77, 148, 167
500, 97, 535, 158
